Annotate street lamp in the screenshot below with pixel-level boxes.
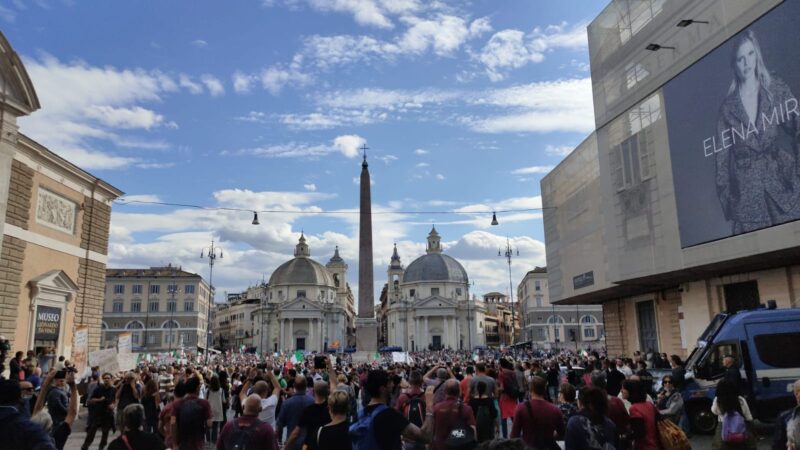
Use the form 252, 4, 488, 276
201, 239, 223, 364
167, 282, 181, 353
498, 238, 518, 345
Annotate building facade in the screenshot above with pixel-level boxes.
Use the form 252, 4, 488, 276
251, 235, 355, 353
101, 266, 212, 353
481, 292, 520, 347
0, 31, 123, 365
213, 292, 259, 352
383, 227, 486, 351
517, 267, 604, 350
543, 0, 800, 358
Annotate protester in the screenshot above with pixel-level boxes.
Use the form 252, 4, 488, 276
83, 372, 117, 450
284, 380, 332, 450
0, 378, 57, 449
115, 372, 141, 430
558, 383, 579, 427
107, 404, 165, 450
171, 375, 212, 450
623, 380, 658, 450
276, 375, 313, 450
31, 369, 78, 449
396, 370, 427, 450
206, 374, 226, 443
773, 379, 800, 450
722, 356, 745, 394
431, 379, 476, 450
469, 379, 498, 444
669, 355, 686, 390
565, 387, 618, 450
711, 379, 755, 450
45, 369, 70, 429
317, 390, 352, 450
498, 358, 519, 438
142, 376, 161, 434
656, 375, 684, 425
510, 376, 564, 449
217, 394, 279, 450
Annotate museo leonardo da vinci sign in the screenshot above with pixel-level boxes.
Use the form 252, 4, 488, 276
663, 0, 800, 247
34, 305, 61, 341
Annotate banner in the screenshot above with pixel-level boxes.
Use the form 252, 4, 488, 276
117, 332, 132, 354
34, 305, 61, 341
118, 353, 138, 372
89, 348, 119, 374
391, 352, 409, 363
72, 327, 89, 378
663, 0, 800, 247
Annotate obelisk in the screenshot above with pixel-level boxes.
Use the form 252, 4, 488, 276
355, 146, 378, 353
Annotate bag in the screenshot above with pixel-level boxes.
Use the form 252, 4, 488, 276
349, 404, 387, 450
445, 402, 476, 450
404, 393, 425, 427
474, 400, 495, 443
224, 418, 262, 450
721, 411, 748, 444
503, 371, 522, 400
656, 414, 691, 450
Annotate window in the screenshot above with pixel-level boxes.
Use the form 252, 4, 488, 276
147, 334, 158, 344
297, 290, 306, 298
184, 301, 194, 312
132, 284, 143, 295
431, 288, 439, 296
456, 288, 462, 296
535, 296, 542, 307
131, 333, 140, 344
167, 284, 178, 294
149, 301, 159, 312
185, 285, 195, 294
150, 285, 161, 294
113, 284, 125, 294
704, 343, 739, 379
754, 333, 800, 368
410, 289, 416, 297
131, 302, 141, 313
167, 301, 176, 312
535, 281, 541, 291
113, 302, 123, 313
583, 328, 596, 338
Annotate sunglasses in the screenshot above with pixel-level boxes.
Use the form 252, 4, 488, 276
21, 387, 34, 392
663, 380, 673, 384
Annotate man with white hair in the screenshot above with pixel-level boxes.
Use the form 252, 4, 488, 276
774, 379, 800, 450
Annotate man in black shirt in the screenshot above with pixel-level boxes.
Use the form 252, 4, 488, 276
82, 373, 116, 450
362, 369, 434, 450
603, 359, 625, 397
108, 404, 165, 450
284, 380, 331, 450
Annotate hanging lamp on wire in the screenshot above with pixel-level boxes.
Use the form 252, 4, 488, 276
491, 211, 499, 226
252, 211, 260, 225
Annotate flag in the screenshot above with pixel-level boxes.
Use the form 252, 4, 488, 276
472, 352, 479, 362
290, 351, 302, 364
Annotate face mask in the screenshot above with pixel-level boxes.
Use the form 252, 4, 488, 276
21, 394, 32, 401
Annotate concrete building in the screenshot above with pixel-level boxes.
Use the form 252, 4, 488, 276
517, 267, 604, 350
251, 235, 355, 353
102, 266, 212, 353
383, 228, 486, 351
481, 292, 519, 347
543, 0, 800, 358
213, 292, 259, 352
0, 31, 123, 363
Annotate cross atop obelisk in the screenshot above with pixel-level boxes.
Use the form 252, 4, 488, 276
355, 144, 378, 352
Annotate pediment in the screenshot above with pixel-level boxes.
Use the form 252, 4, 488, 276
280, 297, 323, 311
0, 32, 41, 116
29, 270, 78, 302
415, 295, 456, 309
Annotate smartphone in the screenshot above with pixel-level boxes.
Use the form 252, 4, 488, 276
314, 355, 326, 369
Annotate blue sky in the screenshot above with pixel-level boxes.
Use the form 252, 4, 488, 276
2, 0, 605, 305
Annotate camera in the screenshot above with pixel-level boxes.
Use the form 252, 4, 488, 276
314, 355, 327, 369
256, 363, 268, 370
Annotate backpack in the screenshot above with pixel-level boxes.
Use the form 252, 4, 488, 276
403, 393, 425, 427
721, 411, 748, 444
474, 400, 495, 443
349, 404, 387, 450
503, 371, 522, 400
656, 414, 691, 450
224, 418, 262, 450
445, 402, 476, 450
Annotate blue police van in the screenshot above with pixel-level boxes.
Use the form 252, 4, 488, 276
681, 303, 800, 433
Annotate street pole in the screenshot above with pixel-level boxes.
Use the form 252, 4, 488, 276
201, 240, 222, 365
499, 238, 518, 345
167, 281, 180, 353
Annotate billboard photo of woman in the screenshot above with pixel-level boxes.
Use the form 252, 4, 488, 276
715, 30, 800, 235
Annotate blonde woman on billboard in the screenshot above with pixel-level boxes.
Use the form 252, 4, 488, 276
715, 29, 800, 234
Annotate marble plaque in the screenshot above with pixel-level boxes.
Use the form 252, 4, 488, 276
36, 187, 77, 234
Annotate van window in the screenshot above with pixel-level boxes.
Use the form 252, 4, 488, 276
754, 333, 800, 368
704, 342, 739, 378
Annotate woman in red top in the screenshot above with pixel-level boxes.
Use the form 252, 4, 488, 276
623, 379, 659, 450
498, 358, 519, 438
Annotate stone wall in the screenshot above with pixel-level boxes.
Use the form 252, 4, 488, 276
6, 160, 33, 230
0, 236, 26, 346
77, 258, 107, 350
80, 196, 111, 254
603, 299, 628, 357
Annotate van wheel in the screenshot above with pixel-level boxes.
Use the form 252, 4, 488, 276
691, 408, 717, 435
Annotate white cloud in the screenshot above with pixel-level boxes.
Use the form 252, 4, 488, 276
414, 148, 428, 155
260, 63, 312, 95
435, 173, 445, 180
279, 110, 386, 130
316, 87, 459, 110
304, 183, 317, 191
232, 71, 257, 93
264, 0, 427, 29
191, 39, 208, 48
464, 78, 594, 134
511, 165, 554, 175
201, 74, 225, 96
416, 162, 429, 167
135, 161, 176, 169
84, 105, 165, 129
545, 144, 574, 157
235, 111, 268, 123
178, 74, 204, 94
477, 21, 588, 81
0, 4, 17, 22
332, 134, 366, 158
231, 134, 366, 159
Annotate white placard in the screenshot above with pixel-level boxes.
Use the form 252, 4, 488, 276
118, 332, 132, 354
118, 353, 138, 372
392, 352, 409, 363
89, 348, 119, 374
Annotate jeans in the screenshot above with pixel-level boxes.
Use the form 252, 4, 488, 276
82, 414, 112, 450
548, 386, 558, 402
206, 421, 222, 443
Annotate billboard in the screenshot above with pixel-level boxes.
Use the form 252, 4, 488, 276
34, 305, 61, 341
663, 1, 800, 247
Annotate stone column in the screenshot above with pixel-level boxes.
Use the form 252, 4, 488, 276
288, 319, 294, 350
280, 319, 285, 351
423, 316, 428, 349
443, 315, 449, 348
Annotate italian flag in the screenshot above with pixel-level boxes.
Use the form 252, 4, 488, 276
290, 351, 303, 365
472, 352, 479, 362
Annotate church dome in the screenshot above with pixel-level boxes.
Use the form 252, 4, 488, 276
268, 234, 335, 287
402, 253, 469, 284
401, 227, 468, 284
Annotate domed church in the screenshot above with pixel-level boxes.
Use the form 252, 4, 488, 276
383, 227, 486, 350
254, 234, 355, 353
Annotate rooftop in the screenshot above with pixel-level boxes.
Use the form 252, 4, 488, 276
106, 264, 202, 279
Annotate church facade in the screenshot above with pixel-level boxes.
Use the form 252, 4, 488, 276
383, 227, 486, 351
252, 234, 354, 353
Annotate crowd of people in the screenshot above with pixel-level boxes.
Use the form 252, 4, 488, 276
0, 346, 798, 450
